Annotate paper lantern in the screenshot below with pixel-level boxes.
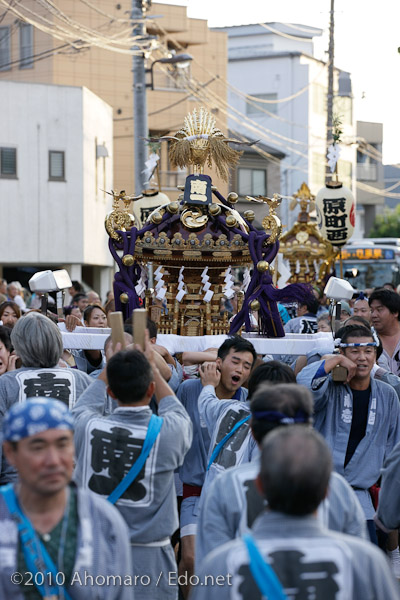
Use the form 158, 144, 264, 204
315, 182, 355, 247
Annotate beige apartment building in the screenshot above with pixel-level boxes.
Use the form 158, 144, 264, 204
0, 1, 229, 199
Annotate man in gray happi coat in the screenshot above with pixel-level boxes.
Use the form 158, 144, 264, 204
72, 333, 192, 600
176, 336, 256, 598
0, 397, 132, 599
196, 382, 367, 567
297, 323, 400, 542
375, 439, 400, 532
197, 338, 258, 503
192, 427, 398, 600
0, 312, 93, 484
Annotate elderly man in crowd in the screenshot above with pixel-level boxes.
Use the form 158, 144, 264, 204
0, 397, 133, 599
0, 312, 92, 483
7, 281, 27, 313
193, 427, 397, 600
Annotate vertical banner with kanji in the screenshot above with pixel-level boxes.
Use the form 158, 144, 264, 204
315, 183, 356, 247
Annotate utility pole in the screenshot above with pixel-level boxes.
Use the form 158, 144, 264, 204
132, 0, 149, 195
326, 0, 335, 180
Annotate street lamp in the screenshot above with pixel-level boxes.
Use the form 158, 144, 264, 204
146, 53, 193, 90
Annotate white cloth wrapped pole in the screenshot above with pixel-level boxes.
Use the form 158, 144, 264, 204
157, 333, 334, 355
58, 324, 334, 354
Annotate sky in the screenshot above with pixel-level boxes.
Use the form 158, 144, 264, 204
155, 0, 400, 165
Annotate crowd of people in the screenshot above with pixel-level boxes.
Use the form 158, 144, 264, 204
0, 276, 400, 598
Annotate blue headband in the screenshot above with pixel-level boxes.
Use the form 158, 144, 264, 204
3, 398, 74, 442
355, 291, 367, 301
251, 409, 310, 425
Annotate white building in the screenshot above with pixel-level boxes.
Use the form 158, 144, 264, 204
0, 80, 114, 299
356, 120, 384, 236
213, 23, 356, 227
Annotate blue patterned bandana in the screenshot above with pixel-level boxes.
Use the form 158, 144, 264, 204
3, 398, 74, 442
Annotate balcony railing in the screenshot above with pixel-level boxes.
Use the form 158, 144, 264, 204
159, 170, 187, 189
357, 163, 377, 181
152, 69, 190, 91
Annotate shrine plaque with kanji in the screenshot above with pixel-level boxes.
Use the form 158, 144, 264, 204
183, 174, 212, 206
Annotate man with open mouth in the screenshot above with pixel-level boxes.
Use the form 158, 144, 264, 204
197, 337, 258, 508
176, 335, 257, 598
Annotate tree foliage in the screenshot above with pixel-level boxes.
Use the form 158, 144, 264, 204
369, 206, 400, 237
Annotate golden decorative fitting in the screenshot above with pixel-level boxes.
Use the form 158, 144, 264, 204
104, 189, 138, 241
134, 230, 249, 264
166, 202, 179, 214
290, 182, 316, 214
211, 185, 218, 191
260, 193, 282, 245
296, 231, 309, 244
269, 266, 275, 275
168, 107, 242, 181
244, 210, 255, 222
227, 192, 239, 204
250, 299, 260, 311
122, 254, 135, 267
177, 185, 185, 191
257, 260, 269, 272
119, 293, 129, 304
151, 212, 163, 225
178, 194, 184, 201
226, 214, 237, 227
215, 234, 229, 247
262, 214, 282, 245
181, 207, 208, 229
209, 203, 222, 216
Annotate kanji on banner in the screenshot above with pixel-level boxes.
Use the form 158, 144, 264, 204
315, 182, 356, 247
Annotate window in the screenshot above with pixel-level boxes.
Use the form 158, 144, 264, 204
357, 147, 377, 181
0, 148, 17, 178
49, 151, 65, 181
238, 168, 267, 196
19, 23, 33, 69
0, 26, 11, 71
246, 93, 278, 116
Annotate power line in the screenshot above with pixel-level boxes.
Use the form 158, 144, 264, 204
0, 0, 154, 54
0, 40, 74, 70
258, 22, 322, 44
147, 23, 400, 200
0, 0, 16, 24
282, 22, 324, 35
